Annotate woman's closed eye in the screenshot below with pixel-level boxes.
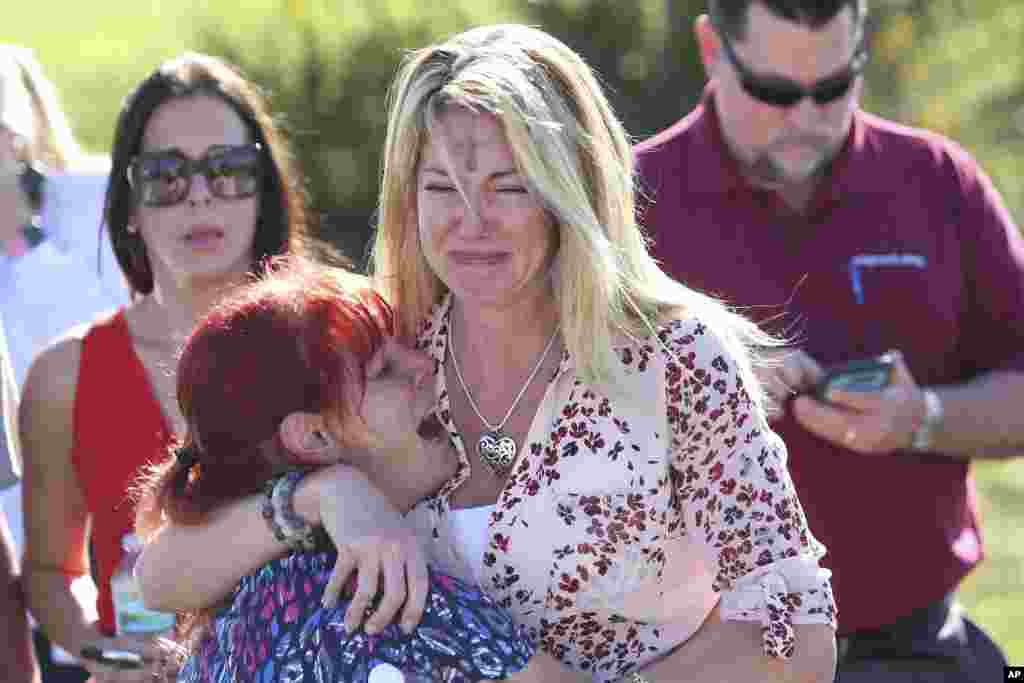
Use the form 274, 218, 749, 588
424, 183, 457, 193
495, 185, 528, 194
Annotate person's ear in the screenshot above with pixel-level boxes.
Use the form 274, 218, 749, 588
694, 14, 721, 77
279, 411, 335, 463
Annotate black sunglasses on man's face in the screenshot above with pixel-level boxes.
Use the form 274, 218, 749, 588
716, 28, 868, 108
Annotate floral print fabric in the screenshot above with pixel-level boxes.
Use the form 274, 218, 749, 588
179, 552, 535, 683
405, 296, 836, 682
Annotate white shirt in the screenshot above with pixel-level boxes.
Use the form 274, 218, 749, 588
445, 505, 496, 586
0, 168, 128, 560
1, 169, 128, 385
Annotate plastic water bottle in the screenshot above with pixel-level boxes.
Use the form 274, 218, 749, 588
110, 533, 175, 636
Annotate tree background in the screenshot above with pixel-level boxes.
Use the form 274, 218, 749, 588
4, 0, 1023, 660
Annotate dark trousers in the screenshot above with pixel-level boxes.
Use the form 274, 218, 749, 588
835, 595, 1006, 682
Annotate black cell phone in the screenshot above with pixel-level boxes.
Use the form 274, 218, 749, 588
80, 645, 144, 670
814, 356, 894, 400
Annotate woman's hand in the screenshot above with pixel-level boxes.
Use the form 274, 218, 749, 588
300, 465, 431, 636
322, 523, 430, 636
78, 633, 182, 683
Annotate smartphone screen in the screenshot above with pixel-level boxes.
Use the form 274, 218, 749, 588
814, 357, 894, 400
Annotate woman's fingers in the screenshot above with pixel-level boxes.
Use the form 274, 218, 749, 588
399, 550, 430, 634
343, 552, 381, 633
327, 536, 429, 635
364, 541, 413, 633
323, 544, 358, 608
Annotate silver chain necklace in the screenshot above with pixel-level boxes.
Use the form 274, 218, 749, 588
448, 317, 559, 477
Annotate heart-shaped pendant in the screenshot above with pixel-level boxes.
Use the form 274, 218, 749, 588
477, 430, 517, 475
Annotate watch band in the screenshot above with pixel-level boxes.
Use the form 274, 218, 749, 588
910, 389, 943, 451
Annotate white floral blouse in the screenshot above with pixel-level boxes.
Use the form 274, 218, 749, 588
405, 297, 836, 682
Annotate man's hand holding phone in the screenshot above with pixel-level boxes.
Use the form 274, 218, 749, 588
791, 350, 928, 454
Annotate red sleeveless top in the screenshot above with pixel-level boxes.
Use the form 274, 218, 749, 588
70, 310, 174, 635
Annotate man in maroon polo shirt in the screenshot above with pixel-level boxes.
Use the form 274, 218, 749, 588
636, 0, 1022, 680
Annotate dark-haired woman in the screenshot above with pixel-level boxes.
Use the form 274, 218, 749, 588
18, 53, 308, 682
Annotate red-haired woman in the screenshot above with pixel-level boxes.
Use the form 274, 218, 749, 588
134, 255, 557, 683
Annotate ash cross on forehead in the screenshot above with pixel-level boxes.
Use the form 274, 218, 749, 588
450, 135, 478, 173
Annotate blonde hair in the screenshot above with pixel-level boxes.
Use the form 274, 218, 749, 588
0, 45, 85, 171
371, 24, 776, 406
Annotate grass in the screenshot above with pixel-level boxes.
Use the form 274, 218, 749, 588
5, 0, 1024, 664
959, 458, 1024, 663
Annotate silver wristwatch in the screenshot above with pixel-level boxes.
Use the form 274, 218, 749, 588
909, 389, 943, 451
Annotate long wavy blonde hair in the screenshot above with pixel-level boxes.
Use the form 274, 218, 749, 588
370, 24, 777, 406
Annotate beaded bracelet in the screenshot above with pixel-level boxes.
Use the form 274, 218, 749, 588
261, 469, 319, 552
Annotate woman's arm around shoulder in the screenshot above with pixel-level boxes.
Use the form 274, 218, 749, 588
135, 491, 288, 612
135, 462, 426, 617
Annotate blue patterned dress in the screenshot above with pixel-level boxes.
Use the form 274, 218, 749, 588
178, 552, 536, 682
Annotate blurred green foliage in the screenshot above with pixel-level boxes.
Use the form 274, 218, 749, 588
187, 0, 1024, 263
196, 5, 461, 261
195, 0, 707, 263
864, 0, 1024, 225
6, 1, 1019, 258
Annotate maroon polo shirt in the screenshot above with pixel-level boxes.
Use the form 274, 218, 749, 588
635, 90, 1024, 634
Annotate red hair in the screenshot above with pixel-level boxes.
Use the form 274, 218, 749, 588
135, 254, 393, 533
132, 254, 392, 649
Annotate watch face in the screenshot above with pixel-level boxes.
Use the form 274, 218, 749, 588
910, 426, 930, 451
911, 390, 942, 451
